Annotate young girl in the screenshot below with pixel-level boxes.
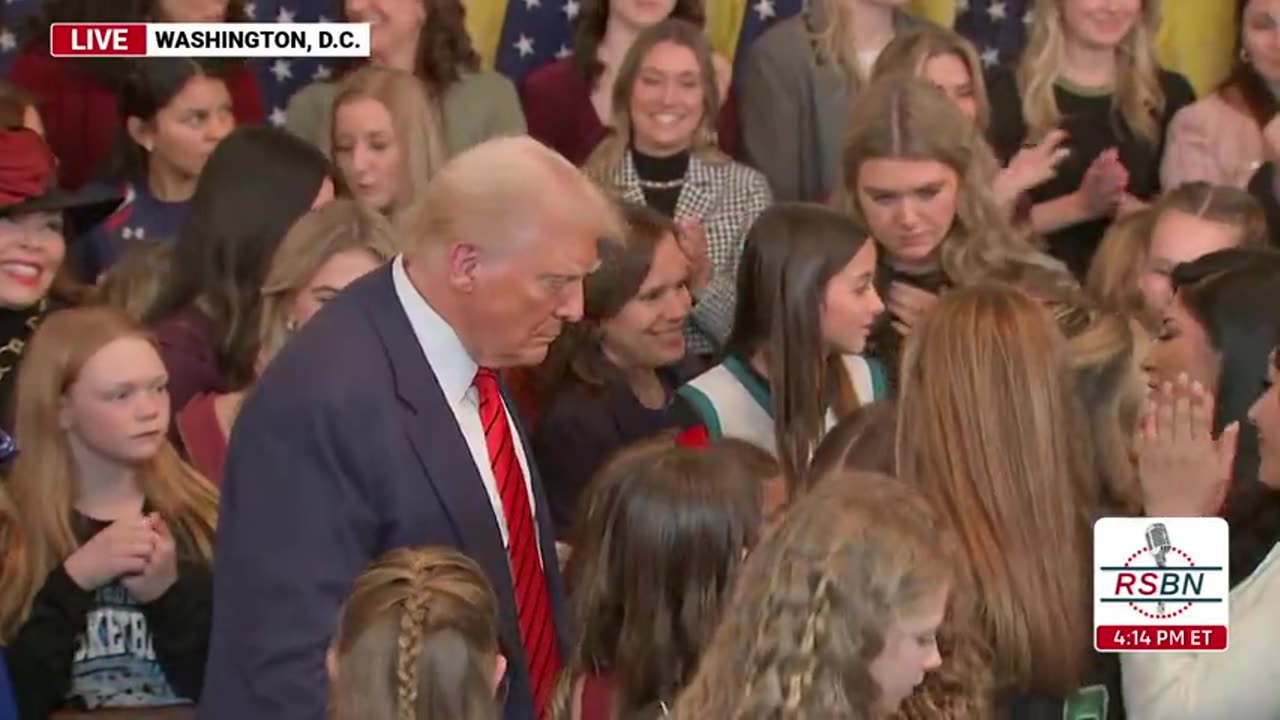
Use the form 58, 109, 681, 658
328, 546, 505, 720
0, 305, 218, 718
676, 202, 888, 486
73, 58, 235, 282
674, 471, 956, 717
552, 437, 762, 719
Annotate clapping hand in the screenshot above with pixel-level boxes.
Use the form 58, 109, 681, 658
675, 218, 712, 297
1137, 374, 1239, 518
121, 514, 179, 603
63, 514, 158, 591
1080, 148, 1129, 218
994, 129, 1072, 204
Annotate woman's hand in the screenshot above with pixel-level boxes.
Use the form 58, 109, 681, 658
1137, 374, 1239, 517
676, 218, 713, 297
887, 282, 939, 338
994, 129, 1071, 205
1079, 148, 1129, 218
63, 515, 158, 591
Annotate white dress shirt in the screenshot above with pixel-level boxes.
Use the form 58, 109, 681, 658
391, 255, 538, 550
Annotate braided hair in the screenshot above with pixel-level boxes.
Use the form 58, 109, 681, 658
329, 546, 502, 720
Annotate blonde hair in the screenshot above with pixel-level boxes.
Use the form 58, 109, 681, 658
675, 472, 957, 718
808, 0, 874, 91
329, 546, 501, 720
0, 306, 218, 643
332, 65, 447, 234
1018, 0, 1165, 144
840, 77, 1058, 286
896, 284, 1094, 694
871, 25, 991, 131
259, 199, 397, 365
92, 242, 174, 322
582, 19, 727, 181
414, 136, 624, 258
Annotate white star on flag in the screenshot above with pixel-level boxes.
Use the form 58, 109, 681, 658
562, 0, 580, 20
754, 0, 775, 21
313, 64, 332, 81
243, 2, 255, 18
556, 44, 571, 60
981, 47, 999, 67
956, 0, 969, 11
276, 6, 295, 23
270, 59, 293, 83
987, 1, 1007, 21
318, 15, 330, 23
524, 0, 541, 9
269, 107, 288, 127
514, 35, 535, 58
0, 29, 14, 52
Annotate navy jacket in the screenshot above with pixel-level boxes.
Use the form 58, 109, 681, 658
197, 266, 570, 720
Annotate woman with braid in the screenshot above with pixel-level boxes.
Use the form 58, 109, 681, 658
327, 547, 506, 720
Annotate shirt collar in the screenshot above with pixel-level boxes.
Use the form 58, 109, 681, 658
390, 255, 478, 405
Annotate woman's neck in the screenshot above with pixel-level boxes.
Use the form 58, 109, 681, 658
373, 39, 419, 74
846, 0, 896, 53
69, 438, 143, 520
626, 366, 667, 410
598, 17, 641, 68
148, 164, 197, 203
1061, 38, 1117, 89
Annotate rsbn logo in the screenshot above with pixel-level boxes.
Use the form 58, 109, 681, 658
1094, 517, 1229, 652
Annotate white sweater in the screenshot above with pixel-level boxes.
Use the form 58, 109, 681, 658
1121, 542, 1280, 719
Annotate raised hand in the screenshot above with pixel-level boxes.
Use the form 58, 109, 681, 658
994, 128, 1072, 204
1137, 374, 1239, 517
887, 282, 939, 338
63, 515, 158, 591
675, 218, 712, 296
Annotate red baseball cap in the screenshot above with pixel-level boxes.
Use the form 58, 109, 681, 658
0, 128, 121, 228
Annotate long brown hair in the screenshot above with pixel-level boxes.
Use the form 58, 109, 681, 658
553, 438, 762, 719
675, 472, 959, 718
0, 306, 218, 642
335, 0, 480, 92
725, 203, 869, 488
1216, 0, 1277, 128
896, 284, 1094, 694
329, 546, 501, 720
870, 25, 992, 131
536, 202, 680, 403
583, 19, 727, 180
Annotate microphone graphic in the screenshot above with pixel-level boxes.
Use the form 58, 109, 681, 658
1145, 523, 1172, 613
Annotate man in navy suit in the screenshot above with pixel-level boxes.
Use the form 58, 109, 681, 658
197, 137, 623, 720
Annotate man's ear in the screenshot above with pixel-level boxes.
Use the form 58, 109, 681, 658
445, 242, 482, 293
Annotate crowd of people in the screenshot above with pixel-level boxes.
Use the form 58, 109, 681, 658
0, 0, 1278, 718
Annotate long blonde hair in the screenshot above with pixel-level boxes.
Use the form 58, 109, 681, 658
0, 306, 218, 643
1018, 0, 1166, 144
329, 546, 501, 720
896, 284, 1094, 694
675, 471, 958, 718
332, 65, 447, 234
870, 25, 992, 132
582, 19, 727, 182
807, 0, 876, 90
840, 77, 1058, 286
258, 199, 398, 365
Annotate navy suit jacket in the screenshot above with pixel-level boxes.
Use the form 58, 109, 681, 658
197, 266, 571, 720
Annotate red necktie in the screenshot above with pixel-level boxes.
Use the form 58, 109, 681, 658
474, 368, 561, 717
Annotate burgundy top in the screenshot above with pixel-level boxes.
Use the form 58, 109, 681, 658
176, 392, 228, 485
150, 305, 228, 431
520, 57, 741, 166
8, 49, 264, 190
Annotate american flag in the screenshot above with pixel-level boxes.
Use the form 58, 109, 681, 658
954, 0, 1034, 70
3, 0, 800, 119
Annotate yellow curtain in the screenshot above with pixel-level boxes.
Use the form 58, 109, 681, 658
909, 0, 955, 28
1155, 1, 1236, 97
463, 0, 509, 70
706, 0, 749, 63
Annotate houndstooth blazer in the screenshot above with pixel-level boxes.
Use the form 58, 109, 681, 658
600, 151, 773, 355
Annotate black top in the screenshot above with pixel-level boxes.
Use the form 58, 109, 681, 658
533, 361, 697, 539
986, 66, 1195, 278
865, 262, 949, 394
632, 147, 690, 218
5, 507, 212, 719
999, 652, 1126, 720
1247, 162, 1280, 244
0, 297, 57, 436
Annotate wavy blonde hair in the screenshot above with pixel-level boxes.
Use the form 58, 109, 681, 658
896, 284, 1094, 695
839, 77, 1060, 286
258, 199, 397, 365
807, 0, 876, 90
1018, 0, 1165, 144
583, 19, 728, 182
332, 65, 447, 234
674, 471, 959, 718
870, 25, 991, 132
0, 306, 218, 643
329, 546, 501, 720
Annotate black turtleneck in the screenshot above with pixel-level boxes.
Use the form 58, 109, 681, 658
631, 146, 689, 218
